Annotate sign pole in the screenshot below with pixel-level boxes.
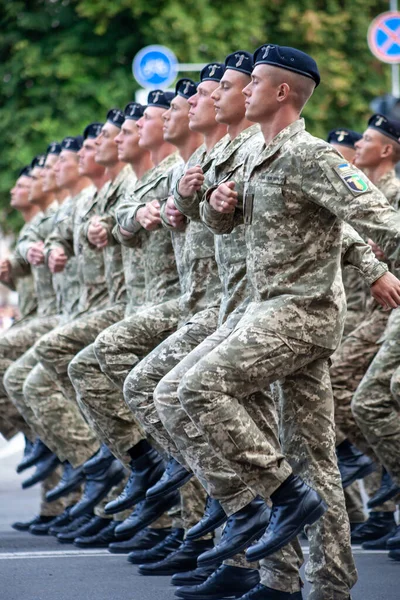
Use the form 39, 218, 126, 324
390, 0, 400, 96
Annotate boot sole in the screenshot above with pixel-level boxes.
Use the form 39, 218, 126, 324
342, 462, 377, 489
69, 470, 125, 519
175, 592, 247, 600
146, 473, 194, 500
246, 500, 328, 562
186, 513, 228, 541
138, 561, 199, 576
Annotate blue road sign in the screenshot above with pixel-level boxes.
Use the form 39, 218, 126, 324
368, 11, 400, 64
133, 45, 178, 88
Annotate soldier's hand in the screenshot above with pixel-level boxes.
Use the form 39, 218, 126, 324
371, 271, 400, 310
88, 218, 108, 248
27, 241, 45, 266
368, 239, 386, 261
178, 166, 204, 197
48, 247, 68, 273
210, 182, 238, 214
0, 259, 11, 282
136, 200, 162, 231
165, 196, 186, 229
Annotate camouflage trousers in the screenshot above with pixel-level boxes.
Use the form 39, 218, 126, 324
156, 322, 356, 599
153, 324, 301, 592
352, 307, 400, 487
69, 298, 207, 532
0, 315, 57, 440
331, 305, 389, 455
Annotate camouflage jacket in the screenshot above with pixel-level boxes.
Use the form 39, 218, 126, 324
93, 164, 134, 306
45, 186, 100, 319
115, 153, 181, 309
161, 143, 225, 324
16, 201, 58, 317
199, 125, 264, 325
203, 118, 400, 350
7, 222, 38, 320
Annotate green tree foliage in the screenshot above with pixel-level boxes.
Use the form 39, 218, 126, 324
0, 0, 391, 231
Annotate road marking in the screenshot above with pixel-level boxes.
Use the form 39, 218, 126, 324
0, 547, 390, 560
0, 550, 110, 560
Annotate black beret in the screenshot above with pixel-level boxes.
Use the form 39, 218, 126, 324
124, 102, 145, 121
253, 44, 320, 87
106, 108, 125, 129
46, 141, 61, 156
19, 165, 32, 178
175, 78, 197, 99
327, 129, 362, 149
147, 90, 174, 109
61, 136, 83, 152
31, 155, 47, 169
368, 114, 400, 144
224, 51, 253, 76
83, 122, 103, 140
200, 63, 225, 82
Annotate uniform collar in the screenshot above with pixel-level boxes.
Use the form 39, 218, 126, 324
214, 124, 261, 167
253, 118, 305, 168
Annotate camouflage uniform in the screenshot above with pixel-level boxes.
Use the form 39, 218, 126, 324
3, 203, 60, 438
172, 119, 400, 599
68, 154, 181, 464
22, 187, 102, 467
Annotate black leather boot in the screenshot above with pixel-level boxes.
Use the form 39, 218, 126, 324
351, 511, 397, 544
104, 448, 164, 514
16, 436, 35, 473
174, 564, 260, 599
69, 459, 126, 519
336, 440, 376, 488
114, 490, 180, 538
56, 513, 94, 541
146, 458, 193, 499
74, 520, 127, 547
57, 516, 111, 543
235, 583, 303, 599
128, 528, 184, 564
138, 539, 214, 575
367, 468, 400, 509
108, 527, 172, 554
81, 444, 115, 475
171, 565, 218, 587
45, 462, 85, 502
197, 496, 270, 566
246, 475, 326, 562
22, 452, 61, 489
12, 515, 52, 532
186, 497, 227, 541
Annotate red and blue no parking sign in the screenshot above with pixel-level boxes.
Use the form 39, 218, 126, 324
368, 11, 400, 63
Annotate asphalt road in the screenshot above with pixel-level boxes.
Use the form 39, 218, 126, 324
0, 435, 399, 600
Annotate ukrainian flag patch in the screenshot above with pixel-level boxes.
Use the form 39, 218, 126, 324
334, 162, 369, 195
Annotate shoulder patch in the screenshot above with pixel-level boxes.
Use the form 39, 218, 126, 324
334, 162, 369, 196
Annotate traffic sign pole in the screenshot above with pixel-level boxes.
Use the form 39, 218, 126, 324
391, 0, 400, 96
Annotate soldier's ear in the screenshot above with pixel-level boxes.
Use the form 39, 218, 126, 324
381, 143, 394, 159
277, 82, 290, 103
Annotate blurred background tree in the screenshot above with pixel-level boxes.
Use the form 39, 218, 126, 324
0, 0, 391, 231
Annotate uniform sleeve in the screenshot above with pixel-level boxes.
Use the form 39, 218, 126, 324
342, 223, 388, 286
303, 148, 400, 263
116, 198, 145, 236
17, 219, 42, 261
44, 206, 74, 260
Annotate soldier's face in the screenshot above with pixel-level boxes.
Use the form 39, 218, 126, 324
354, 129, 391, 169
243, 65, 278, 123
28, 167, 45, 204
79, 138, 105, 178
95, 122, 120, 166
188, 81, 219, 133
43, 154, 59, 194
330, 144, 356, 164
211, 70, 250, 125
55, 150, 80, 189
10, 176, 32, 210
163, 96, 190, 144
137, 107, 166, 150
115, 119, 142, 163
